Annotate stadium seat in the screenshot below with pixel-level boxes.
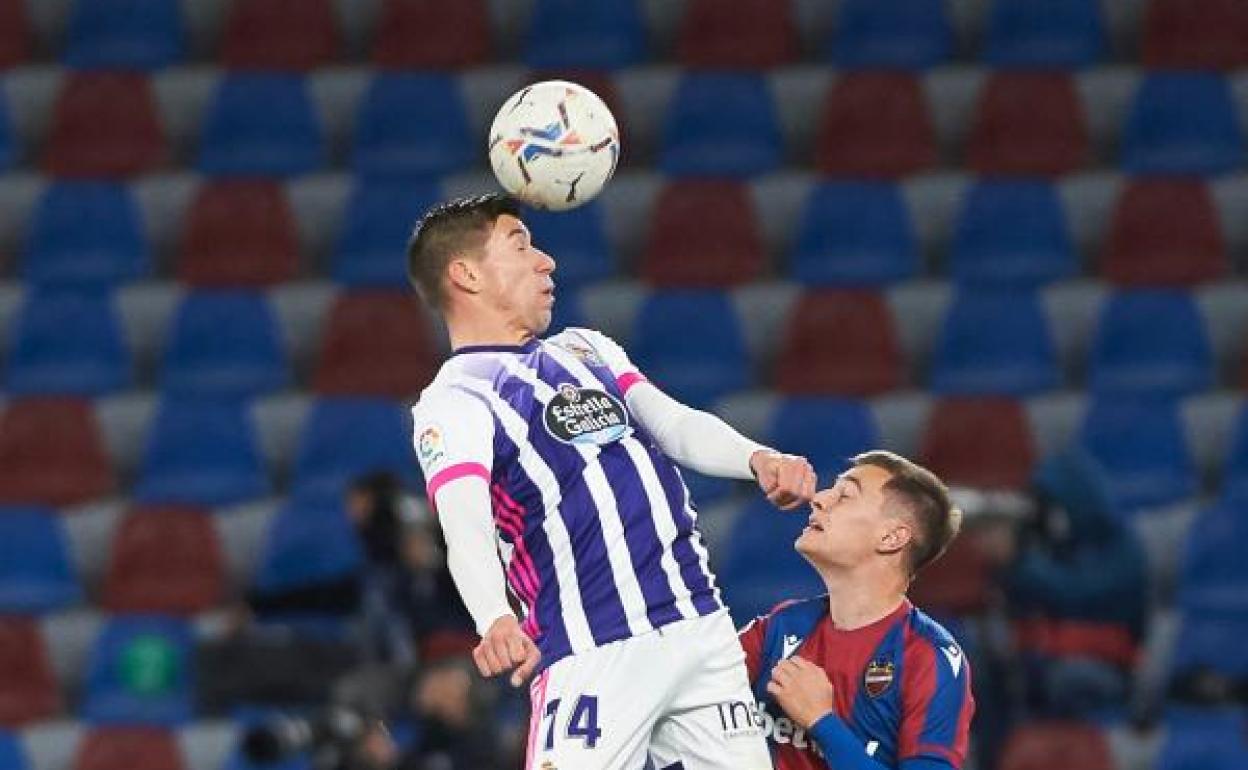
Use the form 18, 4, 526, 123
772, 289, 904, 396
372, 0, 491, 68
639, 181, 765, 287
82, 617, 193, 725
929, 289, 1060, 396
1121, 73, 1244, 175
0, 507, 82, 613
659, 73, 782, 178
1142, 0, 1248, 70
1156, 708, 1248, 770
828, 0, 952, 68
718, 499, 826, 625
675, 0, 798, 68
351, 74, 473, 179
253, 499, 364, 595
1101, 180, 1227, 286
1169, 612, 1248, 684
1178, 502, 1248, 614
919, 398, 1035, 489
178, 181, 299, 287
522, 0, 647, 69
950, 181, 1076, 286
907, 530, 995, 615
789, 182, 919, 286
0, 86, 13, 171
133, 398, 270, 507
0, 731, 28, 770
767, 397, 879, 479
1225, 407, 1248, 504
1079, 398, 1196, 511
334, 180, 441, 287
1088, 291, 1214, 397
22, 182, 150, 287
0, 618, 61, 726
523, 202, 615, 288
966, 73, 1089, 176
313, 291, 440, 397
0, 0, 30, 67
983, 0, 1105, 67
220, 0, 339, 70
292, 398, 419, 500
547, 286, 588, 335
4, 289, 132, 396
102, 507, 225, 614
815, 72, 937, 177
197, 75, 324, 177
630, 290, 749, 409
160, 291, 289, 398
64, 0, 184, 69
42, 73, 165, 177
0, 398, 115, 506
72, 729, 185, 770
999, 721, 1113, 770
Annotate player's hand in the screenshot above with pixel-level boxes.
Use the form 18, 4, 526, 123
767, 656, 837, 730
473, 615, 541, 688
750, 450, 817, 510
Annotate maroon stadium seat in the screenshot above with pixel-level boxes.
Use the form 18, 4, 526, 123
908, 533, 994, 615
0, 0, 31, 68
1000, 722, 1112, 770
773, 290, 903, 396
372, 0, 492, 68
1142, 0, 1248, 70
42, 73, 165, 177
314, 291, 441, 397
1101, 179, 1227, 287
640, 181, 765, 287
102, 507, 225, 614
72, 728, 185, 770
0, 398, 114, 506
815, 72, 937, 178
0, 618, 61, 726
919, 398, 1035, 489
220, 0, 339, 70
966, 72, 1088, 176
676, 0, 799, 68
179, 181, 300, 287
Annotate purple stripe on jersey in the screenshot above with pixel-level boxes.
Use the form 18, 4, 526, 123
654, 456, 722, 617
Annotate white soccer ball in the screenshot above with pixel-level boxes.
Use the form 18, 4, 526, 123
488, 80, 620, 212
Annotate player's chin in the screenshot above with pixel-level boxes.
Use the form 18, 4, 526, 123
531, 309, 553, 335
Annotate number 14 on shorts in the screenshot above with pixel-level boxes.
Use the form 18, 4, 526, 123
543, 695, 603, 750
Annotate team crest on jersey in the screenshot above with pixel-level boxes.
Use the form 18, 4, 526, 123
864, 660, 895, 698
544, 382, 630, 446
557, 339, 604, 367
417, 425, 446, 469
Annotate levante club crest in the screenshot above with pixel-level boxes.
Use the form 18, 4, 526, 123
864, 660, 895, 698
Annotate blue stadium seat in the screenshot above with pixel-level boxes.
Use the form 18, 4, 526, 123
630, 290, 749, 409
22, 182, 150, 287
1088, 291, 1213, 397
4, 289, 131, 396
950, 181, 1077, 287
1122, 73, 1244, 175
351, 74, 472, 179
292, 398, 418, 500
659, 73, 782, 178
161, 291, 289, 398
1158, 708, 1248, 770
1170, 612, 1248, 684
1224, 406, 1248, 504
0, 730, 29, 770
1179, 503, 1248, 615
767, 397, 878, 480
523, 0, 647, 69
134, 398, 270, 507
524, 202, 615, 288
829, 0, 952, 68
253, 499, 364, 595
790, 182, 918, 286
64, 0, 184, 69
983, 0, 1105, 67
0, 507, 82, 613
82, 615, 194, 725
198, 75, 324, 177
1079, 398, 1196, 511
334, 180, 442, 287
718, 499, 825, 625
929, 289, 1060, 396
0, 91, 13, 171
547, 285, 588, 336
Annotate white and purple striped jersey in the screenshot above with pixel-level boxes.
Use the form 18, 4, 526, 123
411, 327, 725, 670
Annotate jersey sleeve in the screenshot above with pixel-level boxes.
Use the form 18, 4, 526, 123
564, 327, 650, 397
411, 387, 496, 512
898, 637, 975, 768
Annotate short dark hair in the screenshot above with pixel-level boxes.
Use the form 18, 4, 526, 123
406, 194, 521, 310
851, 450, 961, 577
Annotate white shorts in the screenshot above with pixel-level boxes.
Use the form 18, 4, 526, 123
524, 610, 772, 770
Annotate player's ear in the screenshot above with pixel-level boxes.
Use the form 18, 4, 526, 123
446, 255, 482, 294
878, 519, 911, 556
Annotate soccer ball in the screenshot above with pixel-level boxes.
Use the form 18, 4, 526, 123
488, 80, 620, 212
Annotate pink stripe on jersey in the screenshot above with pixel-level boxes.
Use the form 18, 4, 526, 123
426, 462, 490, 511
492, 484, 543, 624
526, 669, 552, 770
616, 371, 648, 395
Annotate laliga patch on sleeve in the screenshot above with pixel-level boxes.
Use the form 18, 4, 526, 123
417, 424, 448, 472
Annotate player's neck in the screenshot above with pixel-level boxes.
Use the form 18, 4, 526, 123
818, 567, 907, 631
446, 308, 534, 350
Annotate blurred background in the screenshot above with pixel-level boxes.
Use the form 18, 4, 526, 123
0, 0, 1246, 768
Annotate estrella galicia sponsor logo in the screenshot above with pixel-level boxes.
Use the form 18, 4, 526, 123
716, 700, 765, 740
543, 383, 631, 446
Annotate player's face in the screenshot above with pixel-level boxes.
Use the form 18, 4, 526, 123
478, 214, 557, 335
795, 464, 905, 570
